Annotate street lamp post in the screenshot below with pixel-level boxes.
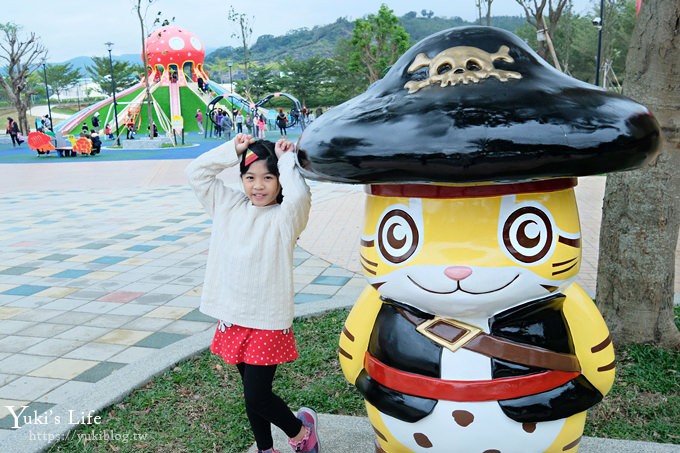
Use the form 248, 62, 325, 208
105, 42, 121, 146
41, 62, 53, 134
227, 61, 233, 93
594, 0, 604, 87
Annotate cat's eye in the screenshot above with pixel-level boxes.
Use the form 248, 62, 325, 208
502, 206, 554, 264
377, 209, 420, 264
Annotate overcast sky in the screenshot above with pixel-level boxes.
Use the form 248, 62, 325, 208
10, 0, 596, 62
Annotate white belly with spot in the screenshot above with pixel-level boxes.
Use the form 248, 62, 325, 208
379, 348, 565, 452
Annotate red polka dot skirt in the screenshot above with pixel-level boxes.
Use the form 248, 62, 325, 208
210, 320, 298, 365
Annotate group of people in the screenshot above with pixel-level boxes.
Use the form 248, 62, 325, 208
5, 114, 55, 148
197, 108, 267, 139
77, 112, 103, 154
197, 77, 210, 94
213, 108, 233, 139
192, 104, 326, 143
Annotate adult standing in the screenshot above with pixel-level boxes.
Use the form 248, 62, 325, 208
235, 111, 244, 133
220, 113, 233, 140
215, 110, 224, 137
6, 117, 23, 147
276, 109, 288, 137
91, 112, 101, 131
245, 114, 254, 134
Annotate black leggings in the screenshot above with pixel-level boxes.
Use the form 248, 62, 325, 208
236, 363, 302, 451
10, 133, 20, 146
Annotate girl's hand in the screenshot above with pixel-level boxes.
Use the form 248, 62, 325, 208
234, 133, 255, 156
274, 139, 295, 158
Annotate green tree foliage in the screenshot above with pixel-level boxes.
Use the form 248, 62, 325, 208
247, 64, 277, 101
203, 7, 635, 106
278, 56, 331, 107
86, 56, 142, 96
599, 0, 637, 88
398, 15, 468, 43
348, 4, 411, 83
324, 38, 369, 105
515, 0, 636, 87
45, 63, 81, 104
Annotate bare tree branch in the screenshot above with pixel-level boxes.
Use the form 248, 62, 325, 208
0, 22, 47, 133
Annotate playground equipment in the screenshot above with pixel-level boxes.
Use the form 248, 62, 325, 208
144, 25, 208, 86
255, 92, 306, 129
27, 131, 55, 155
54, 25, 214, 140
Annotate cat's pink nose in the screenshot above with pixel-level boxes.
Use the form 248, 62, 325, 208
444, 266, 473, 281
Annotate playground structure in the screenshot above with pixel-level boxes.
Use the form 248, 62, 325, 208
205, 89, 307, 134
53, 25, 269, 143
254, 92, 307, 129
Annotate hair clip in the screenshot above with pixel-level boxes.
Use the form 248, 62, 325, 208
244, 149, 258, 166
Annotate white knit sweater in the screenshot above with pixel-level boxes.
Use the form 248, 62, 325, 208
185, 140, 311, 330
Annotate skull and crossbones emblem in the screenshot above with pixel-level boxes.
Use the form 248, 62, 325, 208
404, 45, 522, 93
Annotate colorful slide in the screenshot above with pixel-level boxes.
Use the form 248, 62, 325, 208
169, 81, 182, 132
55, 83, 145, 134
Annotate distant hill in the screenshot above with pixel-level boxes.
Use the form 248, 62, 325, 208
206, 14, 526, 65
55, 54, 142, 75
56, 46, 221, 75
55, 14, 526, 74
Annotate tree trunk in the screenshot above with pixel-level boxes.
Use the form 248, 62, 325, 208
596, 0, 680, 349
136, 2, 154, 139
17, 101, 28, 134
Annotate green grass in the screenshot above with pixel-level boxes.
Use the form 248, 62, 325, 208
179, 87, 207, 133
49, 308, 680, 452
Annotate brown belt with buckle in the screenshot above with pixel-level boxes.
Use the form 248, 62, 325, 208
397, 307, 580, 373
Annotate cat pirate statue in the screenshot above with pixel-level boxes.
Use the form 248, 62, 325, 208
295, 26, 661, 453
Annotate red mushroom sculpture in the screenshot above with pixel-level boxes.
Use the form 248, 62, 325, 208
143, 25, 208, 86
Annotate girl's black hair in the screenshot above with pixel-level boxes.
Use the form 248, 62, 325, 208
239, 139, 283, 203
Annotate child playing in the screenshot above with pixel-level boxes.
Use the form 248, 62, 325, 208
185, 134, 319, 453
257, 114, 267, 139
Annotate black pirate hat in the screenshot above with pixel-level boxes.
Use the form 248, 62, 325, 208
296, 26, 660, 184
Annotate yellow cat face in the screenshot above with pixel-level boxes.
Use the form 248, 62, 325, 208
360, 185, 582, 319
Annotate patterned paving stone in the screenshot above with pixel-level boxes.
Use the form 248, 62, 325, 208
72, 361, 126, 383
95, 329, 152, 346
28, 358, 99, 380
134, 332, 187, 349
0, 376, 65, 401
0, 401, 56, 429
0, 354, 54, 375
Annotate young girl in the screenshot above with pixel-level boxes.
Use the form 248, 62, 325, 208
185, 134, 319, 453
257, 114, 267, 139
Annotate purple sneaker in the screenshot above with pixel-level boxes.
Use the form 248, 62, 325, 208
288, 407, 319, 452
